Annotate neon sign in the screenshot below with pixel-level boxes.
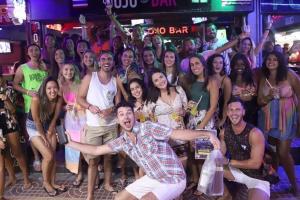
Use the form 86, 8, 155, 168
147, 26, 191, 36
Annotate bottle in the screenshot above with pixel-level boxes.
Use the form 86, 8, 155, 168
208, 165, 224, 196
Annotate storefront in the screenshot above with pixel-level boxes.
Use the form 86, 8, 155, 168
26, 0, 255, 49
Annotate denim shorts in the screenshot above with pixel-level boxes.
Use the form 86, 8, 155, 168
26, 119, 41, 141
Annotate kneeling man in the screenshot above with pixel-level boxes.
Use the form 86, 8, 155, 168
66, 101, 220, 200
220, 97, 270, 200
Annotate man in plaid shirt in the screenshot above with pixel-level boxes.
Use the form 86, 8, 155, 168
66, 101, 220, 200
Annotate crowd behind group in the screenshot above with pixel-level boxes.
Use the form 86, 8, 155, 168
0, 11, 300, 200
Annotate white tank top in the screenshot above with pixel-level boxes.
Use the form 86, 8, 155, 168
86, 72, 117, 126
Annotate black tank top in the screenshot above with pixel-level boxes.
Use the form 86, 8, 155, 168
27, 111, 59, 131
224, 123, 263, 180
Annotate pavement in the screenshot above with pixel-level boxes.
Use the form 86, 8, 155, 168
3, 165, 300, 200
4, 138, 300, 200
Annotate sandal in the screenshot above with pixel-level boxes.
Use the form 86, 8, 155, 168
33, 160, 41, 172
72, 179, 83, 188
43, 187, 58, 197
54, 185, 68, 193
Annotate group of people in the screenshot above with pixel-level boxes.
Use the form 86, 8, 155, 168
0, 9, 300, 200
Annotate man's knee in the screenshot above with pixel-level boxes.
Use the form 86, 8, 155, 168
248, 188, 269, 200
140, 192, 158, 200
114, 190, 136, 200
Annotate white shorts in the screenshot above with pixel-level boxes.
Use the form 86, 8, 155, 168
229, 166, 270, 197
125, 175, 186, 200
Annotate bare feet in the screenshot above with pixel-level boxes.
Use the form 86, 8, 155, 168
22, 181, 32, 190
104, 184, 117, 193
86, 196, 94, 200
5, 178, 16, 188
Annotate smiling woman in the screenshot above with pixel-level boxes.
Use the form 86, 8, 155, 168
230, 53, 257, 125
25, 76, 66, 196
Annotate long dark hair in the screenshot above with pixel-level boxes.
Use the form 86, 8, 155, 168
128, 78, 147, 104
50, 48, 66, 79
147, 68, 175, 103
229, 53, 254, 86
162, 48, 180, 85
62, 37, 75, 60
261, 51, 288, 84
185, 54, 209, 91
207, 54, 226, 76
141, 46, 161, 71
38, 76, 59, 123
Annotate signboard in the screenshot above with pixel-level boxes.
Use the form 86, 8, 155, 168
72, 0, 254, 16
261, 0, 300, 14
147, 25, 192, 37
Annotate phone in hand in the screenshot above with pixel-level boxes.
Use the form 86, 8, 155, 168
56, 125, 68, 145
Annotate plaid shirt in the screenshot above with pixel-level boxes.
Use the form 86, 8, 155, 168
107, 121, 186, 184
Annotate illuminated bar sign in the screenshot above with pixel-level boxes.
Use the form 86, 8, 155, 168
147, 25, 192, 37
261, 0, 300, 14
73, 0, 253, 16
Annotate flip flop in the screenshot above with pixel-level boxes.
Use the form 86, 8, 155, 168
72, 179, 83, 188
54, 185, 68, 193
43, 187, 58, 197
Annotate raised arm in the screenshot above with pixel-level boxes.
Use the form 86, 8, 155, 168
230, 128, 265, 169
105, 5, 128, 41
254, 19, 273, 56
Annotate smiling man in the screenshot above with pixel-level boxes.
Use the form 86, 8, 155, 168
219, 97, 270, 200
77, 51, 121, 199
67, 101, 220, 200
